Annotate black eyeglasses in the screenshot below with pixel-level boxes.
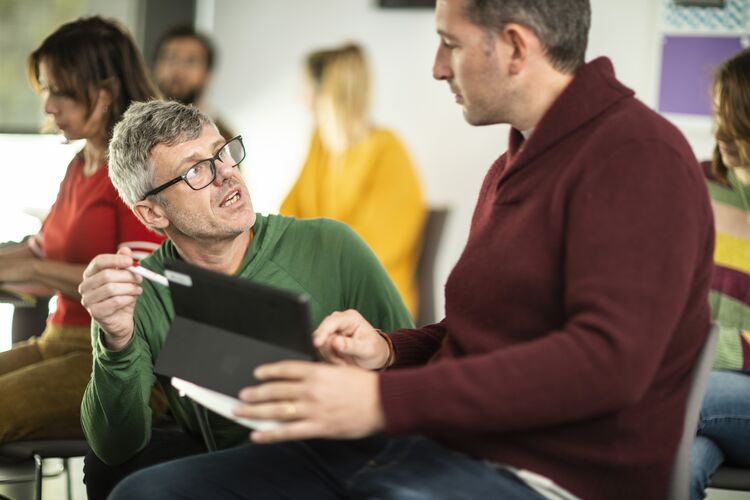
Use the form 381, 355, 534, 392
141, 135, 245, 200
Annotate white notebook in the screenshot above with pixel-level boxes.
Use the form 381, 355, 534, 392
171, 377, 281, 431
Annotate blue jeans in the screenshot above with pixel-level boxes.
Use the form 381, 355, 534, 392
690, 370, 750, 500
109, 435, 545, 500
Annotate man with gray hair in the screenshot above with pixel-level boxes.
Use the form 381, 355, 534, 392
109, 0, 714, 499
77, 99, 413, 499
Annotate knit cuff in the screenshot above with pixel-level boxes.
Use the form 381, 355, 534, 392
375, 329, 396, 370
713, 326, 744, 371
377, 363, 446, 435
388, 329, 434, 368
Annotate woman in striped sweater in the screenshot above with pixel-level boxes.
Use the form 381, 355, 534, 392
690, 48, 750, 500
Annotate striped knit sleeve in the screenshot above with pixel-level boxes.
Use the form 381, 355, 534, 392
714, 325, 750, 371
706, 170, 750, 372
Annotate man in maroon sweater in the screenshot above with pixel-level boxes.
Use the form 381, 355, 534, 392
109, 0, 714, 499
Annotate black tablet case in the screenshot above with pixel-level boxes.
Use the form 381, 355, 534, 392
154, 259, 314, 397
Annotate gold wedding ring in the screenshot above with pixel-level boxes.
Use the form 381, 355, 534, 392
283, 402, 298, 419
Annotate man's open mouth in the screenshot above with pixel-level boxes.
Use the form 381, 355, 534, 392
220, 190, 240, 207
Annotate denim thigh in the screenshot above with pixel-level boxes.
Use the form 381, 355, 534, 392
697, 370, 750, 466
110, 434, 544, 500
346, 436, 544, 500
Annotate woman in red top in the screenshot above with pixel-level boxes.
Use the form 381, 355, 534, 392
0, 17, 165, 442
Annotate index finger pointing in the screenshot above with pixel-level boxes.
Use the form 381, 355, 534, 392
312, 309, 362, 347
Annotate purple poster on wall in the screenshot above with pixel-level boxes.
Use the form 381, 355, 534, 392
658, 35, 745, 116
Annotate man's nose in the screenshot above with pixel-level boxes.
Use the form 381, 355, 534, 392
433, 45, 452, 81
213, 158, 237, 184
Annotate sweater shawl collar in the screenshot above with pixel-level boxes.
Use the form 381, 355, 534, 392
504, 57, 634, 175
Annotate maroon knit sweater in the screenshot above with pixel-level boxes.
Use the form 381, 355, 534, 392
378, 58, 714, 499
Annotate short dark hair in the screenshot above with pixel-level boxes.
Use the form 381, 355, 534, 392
154, 25, 215, 71
463, 0, 590, 74
27, 16, 161, 138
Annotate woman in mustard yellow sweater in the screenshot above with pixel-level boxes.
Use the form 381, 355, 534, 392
281, 43, 425, 316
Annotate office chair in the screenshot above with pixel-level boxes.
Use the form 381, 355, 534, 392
415, 208, 449, 327
0, 438, 89, 500
667, 323, 719, 500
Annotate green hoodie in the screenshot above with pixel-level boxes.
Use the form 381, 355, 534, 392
82, 214, 413, 465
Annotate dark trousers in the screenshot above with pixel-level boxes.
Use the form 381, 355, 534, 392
108, 435, 544, 500
83, 428, 206, 500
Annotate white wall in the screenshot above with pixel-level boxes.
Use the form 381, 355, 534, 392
0, 134, 81, 350
203, 0, 715, 319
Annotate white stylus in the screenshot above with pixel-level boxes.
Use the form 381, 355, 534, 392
127, 266, 169, 287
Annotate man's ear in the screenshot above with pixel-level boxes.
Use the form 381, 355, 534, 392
133, 199, 169, 232
502, 23, 533, 76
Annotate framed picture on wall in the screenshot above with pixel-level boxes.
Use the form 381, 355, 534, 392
658, 35, 746, 115
379, 0, 435, 8
674, 0, 726, 7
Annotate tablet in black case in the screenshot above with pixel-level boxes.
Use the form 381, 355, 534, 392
154, 259, 314, 397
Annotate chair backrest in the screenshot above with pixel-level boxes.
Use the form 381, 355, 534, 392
667, 322, 719, 500
415, 208, 449, 327
11, 298, 51, 344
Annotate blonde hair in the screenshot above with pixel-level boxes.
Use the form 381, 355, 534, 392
713, 48, 750, 182
306, 43, 370, 153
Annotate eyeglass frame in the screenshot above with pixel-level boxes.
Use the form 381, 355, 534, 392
141, 135, 245, 200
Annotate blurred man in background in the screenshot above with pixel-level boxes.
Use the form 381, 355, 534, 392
153, 26, 235, 139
